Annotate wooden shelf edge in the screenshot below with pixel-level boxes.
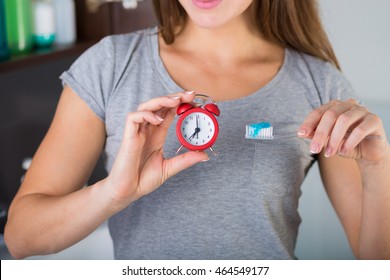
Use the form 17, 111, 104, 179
0, 40, 98, 74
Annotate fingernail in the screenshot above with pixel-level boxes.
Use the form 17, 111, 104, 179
310, 142, 320, 154
155, 115, 164, 122
324, 146, 332, 157
202, 157, 210, 162
185, 90, 195, 95
169, 95, 181, 100
297, 128, 307, 136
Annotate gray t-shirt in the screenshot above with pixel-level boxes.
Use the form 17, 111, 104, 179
60, 27, 356, 259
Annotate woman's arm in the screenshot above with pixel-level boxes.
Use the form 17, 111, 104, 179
4, 86, 107, 258
299, 99, 390, 259
318, 151, 390, 259
4, 87, 207, 259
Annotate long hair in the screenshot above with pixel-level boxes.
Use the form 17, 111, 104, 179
152, 0, 340, 69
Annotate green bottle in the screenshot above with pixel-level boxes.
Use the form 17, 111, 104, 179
0, 0, 10, 60
5, 0, 33, 55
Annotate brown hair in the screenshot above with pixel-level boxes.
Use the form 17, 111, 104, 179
152, 0, 340, 69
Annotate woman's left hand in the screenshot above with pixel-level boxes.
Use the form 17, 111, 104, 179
298, 99, 389, 165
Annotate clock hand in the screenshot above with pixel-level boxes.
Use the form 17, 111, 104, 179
196, 115, 200, 139
188, 115, 201, 141
188, 127, 201, 140
188, 130, 197, 140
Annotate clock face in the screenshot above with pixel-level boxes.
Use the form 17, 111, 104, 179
176, 108, 219, 151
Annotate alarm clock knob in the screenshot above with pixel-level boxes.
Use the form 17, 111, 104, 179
177, 103, 194, 115
204, 103, 220, 116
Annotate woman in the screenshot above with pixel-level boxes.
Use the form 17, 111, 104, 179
4, 0, 390, 259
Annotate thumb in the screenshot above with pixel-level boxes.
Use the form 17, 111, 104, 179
163, 151, 210, 179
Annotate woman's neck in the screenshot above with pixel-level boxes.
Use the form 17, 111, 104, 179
172, 10, 277, 64
158, 8, 285, 102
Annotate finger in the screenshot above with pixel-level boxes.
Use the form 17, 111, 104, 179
339, 113, 382, 156
145, 91, 197, 132
137, 91, 196, 113
156, 107, 178, 130
298, 99, 360, 138
125, 111, 164, 138
115, 111, 163, 178
309, 102, 356, 154
163, 151, 209, 179
137, 96, 181, 113
168, 90, 196, 104
325, 106, 368, 157
298, 100, 343, 138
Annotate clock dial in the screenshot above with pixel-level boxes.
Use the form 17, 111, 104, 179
180, 112, 216, 146
176, 104, 219, 151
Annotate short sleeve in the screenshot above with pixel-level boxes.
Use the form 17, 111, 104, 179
300, 53, 360, 108
60, 36, 116, 121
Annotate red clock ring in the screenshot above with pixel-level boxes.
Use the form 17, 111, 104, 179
176, 107, 219, 151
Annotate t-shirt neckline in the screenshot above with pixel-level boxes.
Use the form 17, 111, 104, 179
147, 27, 292, 103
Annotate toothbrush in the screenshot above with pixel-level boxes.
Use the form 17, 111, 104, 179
245, 122, 296, 140
245, 122, 382, 141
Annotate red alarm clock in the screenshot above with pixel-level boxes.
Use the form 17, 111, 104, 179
176, 94, 220, 154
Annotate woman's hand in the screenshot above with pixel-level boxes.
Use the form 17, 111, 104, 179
298, 99, 389, 165
299, 99, 390, 259
102, 91, 209, 211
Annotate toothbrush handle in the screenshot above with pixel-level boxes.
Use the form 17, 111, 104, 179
271, 132, 300, 140
273, 132, 383, 140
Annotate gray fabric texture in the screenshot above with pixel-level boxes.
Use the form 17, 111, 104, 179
60, 27, 357, 259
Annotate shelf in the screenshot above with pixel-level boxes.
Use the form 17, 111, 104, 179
0, 40, 98, 74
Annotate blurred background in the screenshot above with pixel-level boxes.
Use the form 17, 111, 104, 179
296, 0, 390, 259
0, 0, 389, 260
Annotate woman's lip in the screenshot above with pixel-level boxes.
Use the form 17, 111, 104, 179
191, 0, 222, 10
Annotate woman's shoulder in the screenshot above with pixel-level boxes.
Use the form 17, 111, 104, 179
287, 48, 341, 78
86, 27, 157, 59
287, 48, 357, 105
60, 27, 158, 121
64, 26, 158, 89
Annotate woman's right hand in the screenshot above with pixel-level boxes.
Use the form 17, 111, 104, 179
102, 91, 209, 211
5, 89, 210, 258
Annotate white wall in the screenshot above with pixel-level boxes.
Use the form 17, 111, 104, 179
319, 0, 390, 102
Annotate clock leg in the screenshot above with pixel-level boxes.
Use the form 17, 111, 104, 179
209, 147, 218, 156
175, 145, 184, 154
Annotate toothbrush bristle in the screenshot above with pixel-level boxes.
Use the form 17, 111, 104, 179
245, 122, 274, 140
258, 127, 274, 139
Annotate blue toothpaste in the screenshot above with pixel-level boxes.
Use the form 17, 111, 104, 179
245, 122, 273, 139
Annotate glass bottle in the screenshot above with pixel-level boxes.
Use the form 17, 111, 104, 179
53, 0, 76, 45
4, 0, 33, 55
32, 0, 55, 48
0, 0, 10, 61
